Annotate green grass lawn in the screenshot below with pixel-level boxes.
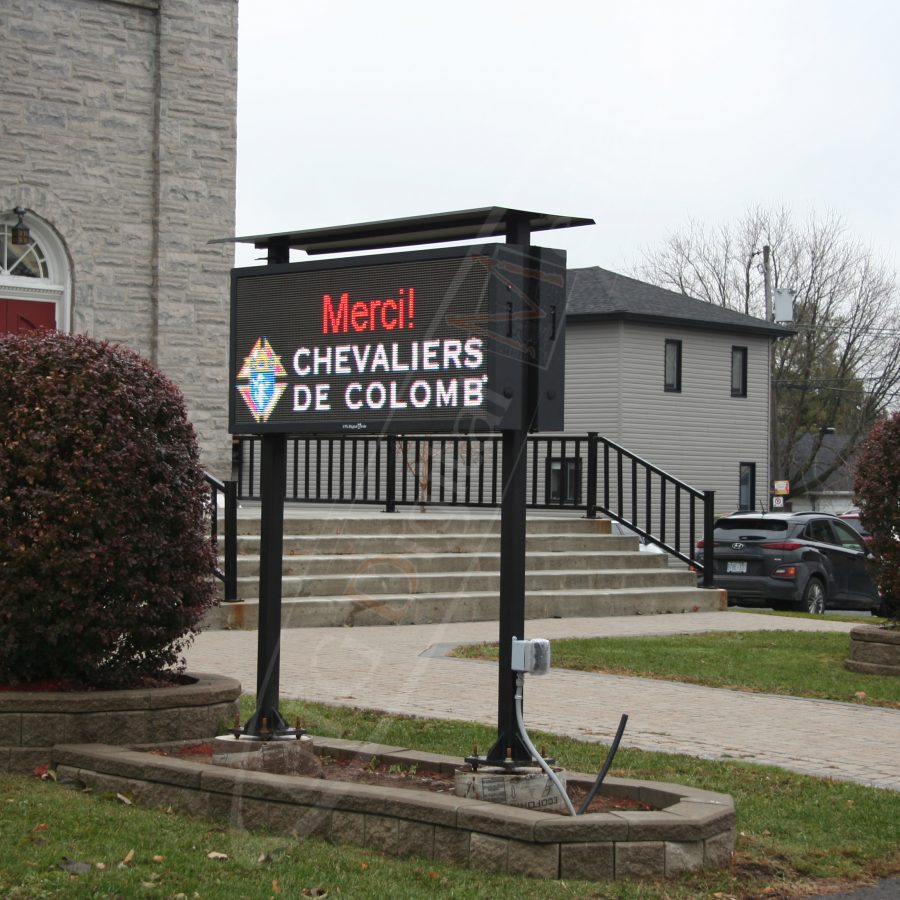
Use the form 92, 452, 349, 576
453, 630, 900, 708
2, 696, 898, 899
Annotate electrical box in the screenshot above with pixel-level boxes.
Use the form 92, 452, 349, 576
774, 287, 795, 323
511, 637, 551, 675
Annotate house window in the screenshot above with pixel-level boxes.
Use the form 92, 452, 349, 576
731, 346, 748, 397
546, 456, 581, 505
738, 462, 756, 511
664, 340, 682, 392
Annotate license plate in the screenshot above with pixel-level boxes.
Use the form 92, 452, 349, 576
726, 561, 747, 574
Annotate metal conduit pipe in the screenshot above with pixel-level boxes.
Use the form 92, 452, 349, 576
514, 673, 577, 817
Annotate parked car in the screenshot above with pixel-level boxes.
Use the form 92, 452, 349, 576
696, 511, 882, 613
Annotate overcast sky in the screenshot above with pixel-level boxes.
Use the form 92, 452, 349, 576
233, 0, 899, 274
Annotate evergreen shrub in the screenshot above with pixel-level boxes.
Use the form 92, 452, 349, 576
0, 331, 216, 687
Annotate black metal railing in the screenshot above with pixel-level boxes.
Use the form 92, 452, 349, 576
231, 432, 715, 584
204, 472, 238, 602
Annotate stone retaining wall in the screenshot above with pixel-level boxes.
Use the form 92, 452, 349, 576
0, 673, 240, 773
51, 738, 735, 881
845, 625, 900, 676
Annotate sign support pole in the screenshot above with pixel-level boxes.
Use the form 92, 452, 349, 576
485, 215, 533, 764
237, 238, 300, 738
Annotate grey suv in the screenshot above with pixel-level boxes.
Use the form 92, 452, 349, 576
697, 511, 882, 613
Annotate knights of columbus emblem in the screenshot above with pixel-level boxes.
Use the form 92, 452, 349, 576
237, 337, 287, 423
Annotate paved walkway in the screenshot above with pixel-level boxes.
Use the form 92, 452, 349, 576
185, 611, 900, 790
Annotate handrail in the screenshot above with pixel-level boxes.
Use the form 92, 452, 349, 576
230, 432, 715, 585
203, 472, 238, 602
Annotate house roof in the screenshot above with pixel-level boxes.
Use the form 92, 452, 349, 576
566, 266, 793, 338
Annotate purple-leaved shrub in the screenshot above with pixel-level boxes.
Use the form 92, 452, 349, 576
0, 331, 216, 687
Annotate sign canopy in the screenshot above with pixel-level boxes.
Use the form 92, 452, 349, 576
213, 206, 594, 257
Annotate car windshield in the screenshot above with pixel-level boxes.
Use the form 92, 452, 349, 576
714, 518, 789, 541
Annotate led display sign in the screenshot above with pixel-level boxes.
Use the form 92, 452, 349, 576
229, 243, 566, 435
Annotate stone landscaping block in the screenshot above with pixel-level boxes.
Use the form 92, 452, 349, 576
615, 810, 700, 841
362, 785, 461, 826
377, 748, 461, 775
0, 714, 23, 747
228, 796, 269, 831
331, 810, 365, 846
268, 801, 332, 839
664, 800, 736, 839
317, 738, 405, 761
533, 812, 628, 843
507, 837, 559, 879
8, 747, 49, 773
469, 832, 508, 874
457, 802, 536, 841
559, 841, 614, 880
65, 712, 110, 744
433, 825, 470, 867
616, 840, 666, 878
20, 713, 67, 748
365, 814, 399, 855
397, 819, 435, 859
205, 792, 236, 823
704, 828, 735, 868
665, 840, 704, 874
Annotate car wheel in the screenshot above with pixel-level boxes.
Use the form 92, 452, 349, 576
802, 577, 826, 615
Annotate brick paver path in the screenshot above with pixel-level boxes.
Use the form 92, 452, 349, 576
185, 611, 900, 790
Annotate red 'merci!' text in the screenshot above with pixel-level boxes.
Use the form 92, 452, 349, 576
322, 288, 416, 334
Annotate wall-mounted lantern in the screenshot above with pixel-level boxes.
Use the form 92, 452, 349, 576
11, 207, 30, 245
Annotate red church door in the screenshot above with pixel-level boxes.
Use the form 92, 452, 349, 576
0, 299, 57, 334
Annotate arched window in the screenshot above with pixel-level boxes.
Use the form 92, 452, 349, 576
0, 211, 70, 334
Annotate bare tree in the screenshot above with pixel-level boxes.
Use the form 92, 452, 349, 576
634, 208, 900, 497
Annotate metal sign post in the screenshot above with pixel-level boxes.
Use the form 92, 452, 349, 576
236, 239, 301, 739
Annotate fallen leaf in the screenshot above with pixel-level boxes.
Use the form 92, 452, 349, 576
122, 849, 135, 866
58, 858, 92, 875
95, 863, 106, 870
272, 879, 282, 894
855, 691, 867, 700
847, 799, 855, 807
207, 851, 228, 860
258, 852, 273, 864
32, 822, 49, 832
116, 793, 132, 805
152, 854, 165, 862
359, 861, 369, 870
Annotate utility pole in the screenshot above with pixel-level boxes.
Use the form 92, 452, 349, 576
764, 245, 777, 509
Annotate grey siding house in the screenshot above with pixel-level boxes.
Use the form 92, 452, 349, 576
564, 267, 791, 517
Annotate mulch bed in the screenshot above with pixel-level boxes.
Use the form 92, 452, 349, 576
149, 743, 653, 815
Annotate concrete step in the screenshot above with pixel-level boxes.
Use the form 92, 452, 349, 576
230, 548, 667, 578
222, 513, 611, 538
204, 511, 720, 630
228, 565, 695, 600
231, 531, 635, 556
204, 585, 725, 629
